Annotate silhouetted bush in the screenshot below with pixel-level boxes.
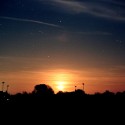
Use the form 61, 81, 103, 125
32, 83, 55, 96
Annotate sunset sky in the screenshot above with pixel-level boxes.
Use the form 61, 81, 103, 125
0, 0, 125, 94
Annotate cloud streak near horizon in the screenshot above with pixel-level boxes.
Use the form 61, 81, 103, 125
0, 16, 61, 28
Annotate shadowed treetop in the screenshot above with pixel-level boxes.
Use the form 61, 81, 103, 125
32, 84, 55, 96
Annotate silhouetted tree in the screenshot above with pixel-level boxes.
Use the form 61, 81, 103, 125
32, 84, 54, 96
102, 90, 115, 96
56, 91, 64, 95
75, 89, 85, 95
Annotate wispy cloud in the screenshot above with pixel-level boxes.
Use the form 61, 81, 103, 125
73, 31, 112, 36
0, 16, 61, 28
44, 0, 125, 21
46, 0, 87, 13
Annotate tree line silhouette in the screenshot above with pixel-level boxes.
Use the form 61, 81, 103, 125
1, 83, 125, 124
1, 83, 125, 105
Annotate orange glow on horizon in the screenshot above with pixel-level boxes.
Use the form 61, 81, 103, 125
49, 70, 75, 93
1, 68, 125, 95
56, 81, 65, 91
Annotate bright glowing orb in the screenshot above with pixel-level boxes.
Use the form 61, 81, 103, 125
57, 81, 65, 91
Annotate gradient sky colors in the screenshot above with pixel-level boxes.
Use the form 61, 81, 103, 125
0, 0, 125, 94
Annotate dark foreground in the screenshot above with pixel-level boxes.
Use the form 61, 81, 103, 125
0, 91, 125, 124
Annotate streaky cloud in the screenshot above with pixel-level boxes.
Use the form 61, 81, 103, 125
47, 0, 87, 13
0, 16, 61, 28
45, 0, 125, 21
84, 2, 125, 21
76, 31, 112, 36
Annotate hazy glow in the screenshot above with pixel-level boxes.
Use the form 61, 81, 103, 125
1, 66, 125, 94
48, 70, 75, 93
56, 81, 65, 91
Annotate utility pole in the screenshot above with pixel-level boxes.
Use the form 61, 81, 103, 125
82, 83, 84, 91
6, 85, 9, 93
2, 82, 5, 92
75, 86, 77, 92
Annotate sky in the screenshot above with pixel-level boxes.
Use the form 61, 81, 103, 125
0, 0, 125, 94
